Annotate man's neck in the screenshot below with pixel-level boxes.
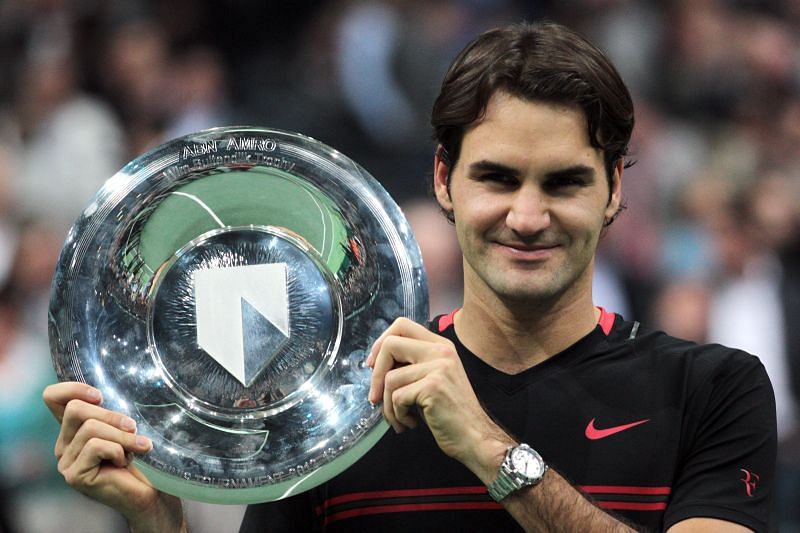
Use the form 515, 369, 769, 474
454, 290, 600, 375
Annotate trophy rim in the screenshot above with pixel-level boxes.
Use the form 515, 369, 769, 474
134, 419, 390, 504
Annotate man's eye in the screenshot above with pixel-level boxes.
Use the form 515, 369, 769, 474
546, 176, 584, 189
481, 173, 516, 185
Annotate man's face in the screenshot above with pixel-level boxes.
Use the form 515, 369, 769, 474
434, 92, 621, 306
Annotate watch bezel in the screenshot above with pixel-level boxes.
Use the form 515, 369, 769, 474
487, 443, 547, 502
509, 443, 546, 480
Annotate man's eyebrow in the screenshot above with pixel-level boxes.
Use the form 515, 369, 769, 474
544, 164, 596, 180
468, 161, 597, 180
468, 160, 521, 176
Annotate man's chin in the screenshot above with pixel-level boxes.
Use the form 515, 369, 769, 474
492, 282, 564, 305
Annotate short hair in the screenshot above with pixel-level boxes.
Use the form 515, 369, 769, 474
431, 21, 634, 188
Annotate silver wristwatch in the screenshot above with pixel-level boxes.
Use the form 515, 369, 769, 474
487, 443, 548, 502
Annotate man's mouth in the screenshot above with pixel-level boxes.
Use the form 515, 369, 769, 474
500, 242, 559, 251
495, 241, 560, 259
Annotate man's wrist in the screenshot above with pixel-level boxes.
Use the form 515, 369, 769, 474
127, 495, 186, 533
468, 428, 517, 486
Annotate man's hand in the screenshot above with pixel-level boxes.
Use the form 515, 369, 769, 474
43, 382, 185, 532
366, 318, 512, 479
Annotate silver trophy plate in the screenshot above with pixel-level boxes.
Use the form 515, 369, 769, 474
48, 127, 428, 503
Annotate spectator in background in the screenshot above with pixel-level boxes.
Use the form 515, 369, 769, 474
650, 280, 710, 345
101, 17, 171, 156
10, 49, 125, 234
163, 45, 232, 140
747, 172, 800, 530
706, 188, 791, 438
0, 141, 18, 288
705, 180, 800, 529
6, 218, 63, 336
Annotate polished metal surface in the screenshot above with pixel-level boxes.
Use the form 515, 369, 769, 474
48, 127, 428, 503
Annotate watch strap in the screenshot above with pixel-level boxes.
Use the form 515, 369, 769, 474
487, 467, 522, 501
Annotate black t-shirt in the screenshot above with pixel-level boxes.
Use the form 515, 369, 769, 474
241, 310, 776, 532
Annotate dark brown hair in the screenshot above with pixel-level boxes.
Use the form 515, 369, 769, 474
432, 21, 634, 197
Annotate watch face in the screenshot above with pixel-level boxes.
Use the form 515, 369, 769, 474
511, 447, 544, 479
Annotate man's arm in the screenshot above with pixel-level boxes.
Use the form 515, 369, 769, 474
488, 457, 638, 532
487, 440, 752, 532
367, 318, 755, 533
462, 414, 753, 532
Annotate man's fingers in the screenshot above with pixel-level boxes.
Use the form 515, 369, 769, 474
367, 317, 447, 367
43, 382, 102, 423
370, 336, 431, 404
382, 363, 437, 432
391, 380, 428, 431
369, 335, 456, 404
61, 418, 152, 467
60, 437, 153, 499
367, 319, 461, 428
60, 436, 130, 479
57, 400, 139, 458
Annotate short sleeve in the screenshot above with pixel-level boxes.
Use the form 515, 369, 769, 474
663, 351, 777, 532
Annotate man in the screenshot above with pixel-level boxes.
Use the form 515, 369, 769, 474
44, 22, 776, 532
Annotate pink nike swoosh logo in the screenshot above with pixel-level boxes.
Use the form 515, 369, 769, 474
585, 418, 651, 440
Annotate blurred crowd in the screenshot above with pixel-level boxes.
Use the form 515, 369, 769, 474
0, 0, 799, 531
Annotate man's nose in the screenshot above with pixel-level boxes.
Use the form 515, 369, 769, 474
505, 185, 550, 236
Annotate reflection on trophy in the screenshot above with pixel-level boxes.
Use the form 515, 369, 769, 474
48, 127, 428, 503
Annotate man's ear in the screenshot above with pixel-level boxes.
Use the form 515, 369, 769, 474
604, 158, 623, 222
433, 145, 454, 213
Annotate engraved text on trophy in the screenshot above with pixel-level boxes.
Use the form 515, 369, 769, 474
194, 264, 290, 387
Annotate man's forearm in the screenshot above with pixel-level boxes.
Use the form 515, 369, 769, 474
502, 467, 636, 533
466, 428, 634, 533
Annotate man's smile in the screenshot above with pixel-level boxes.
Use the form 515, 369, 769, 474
492, 240, 561, 260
